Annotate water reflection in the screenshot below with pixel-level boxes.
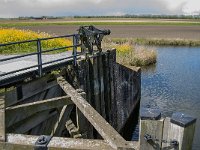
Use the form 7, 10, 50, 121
140, 47, 200, 150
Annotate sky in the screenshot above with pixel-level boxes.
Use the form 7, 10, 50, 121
0, 0, 200, 18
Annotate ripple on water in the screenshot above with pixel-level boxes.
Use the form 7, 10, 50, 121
136, 47, 200, 149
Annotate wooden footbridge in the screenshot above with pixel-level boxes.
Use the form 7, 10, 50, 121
0, 26, 197, 150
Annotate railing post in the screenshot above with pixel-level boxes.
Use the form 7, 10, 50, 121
73, 35, 78, 66
0, 96, 5, 142
37, 39, 42, 77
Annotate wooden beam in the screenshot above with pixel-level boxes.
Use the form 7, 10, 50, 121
1, 134, 38, 150
6, 96, 72, 127
3, 134, 139, 150
57, 76, 135, 150
4, 134, 113, 150
48, 136, 114, 150
51, 105, 74, 136
0, 96, 5, 141
7, 110, 57, 134
5, 77, 57, 107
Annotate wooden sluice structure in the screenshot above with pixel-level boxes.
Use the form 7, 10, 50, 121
0, 26, 197, 149
0, 49, 141, 149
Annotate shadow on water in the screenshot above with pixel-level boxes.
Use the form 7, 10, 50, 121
132, 46, 200, 150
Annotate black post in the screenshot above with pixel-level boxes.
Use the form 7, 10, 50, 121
73, 35, 78, 66
37, 39, 42, 77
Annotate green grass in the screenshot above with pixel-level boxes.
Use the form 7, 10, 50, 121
1, 21, 200, 27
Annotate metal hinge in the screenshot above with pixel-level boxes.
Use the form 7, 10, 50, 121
144, 134, 179, 148
34, 135, 52, 150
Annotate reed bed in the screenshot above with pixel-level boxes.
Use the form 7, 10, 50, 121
107, 38, 200, 47
103, 40, 157, 67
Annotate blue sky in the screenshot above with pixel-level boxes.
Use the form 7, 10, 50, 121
0, 0, 200, 18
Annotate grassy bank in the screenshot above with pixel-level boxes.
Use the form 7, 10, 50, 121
103, 42, 157, 67
108, 38, 200, 47
1, 21, 200, 27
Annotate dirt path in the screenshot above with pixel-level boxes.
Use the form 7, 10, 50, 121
18, 25, 200, 40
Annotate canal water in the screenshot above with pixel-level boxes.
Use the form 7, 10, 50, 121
140, 46, 200, 149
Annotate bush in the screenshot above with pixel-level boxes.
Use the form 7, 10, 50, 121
115, 43, 157, 67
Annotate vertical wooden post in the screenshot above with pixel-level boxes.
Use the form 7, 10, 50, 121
139, 108, 164, 150
76, 89, 93, 138
162, 112, 196, 150
0, 96, 5, 141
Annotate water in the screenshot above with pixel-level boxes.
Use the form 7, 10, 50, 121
140, 46, 200, 149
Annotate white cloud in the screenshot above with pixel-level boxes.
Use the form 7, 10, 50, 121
163, 0, 186, 10
0, 0, 199, 18
182, 0, 200, 15
163, 0, 200, 15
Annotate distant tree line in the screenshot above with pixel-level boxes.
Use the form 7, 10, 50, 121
74, 14, 200, 19
18, 16, 66, 20
1, 14, 200, 20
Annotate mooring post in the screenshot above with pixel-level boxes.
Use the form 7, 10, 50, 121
162, 112, 196, 150
0, 96, 5, 141
139, 107, 164, 150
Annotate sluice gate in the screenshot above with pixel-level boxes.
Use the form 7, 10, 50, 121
0, 26, 141, 149
0, 26, 196, 149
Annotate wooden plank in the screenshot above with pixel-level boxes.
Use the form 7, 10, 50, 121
4, 134, 113, 150
6, 96, 72, 127
5, 77, 57, 107
7, 110, 57, 134
162, 115, 196, 150
51, 105, 74, 136
57, 76, 135, 150
93, 57, 101, 113
76, 90, 93, 138
3, 134, 38, 150
98, 54, 106, 119
1, 134, 139, 150
49, 137, 114, 150
0, 96, 5, 141
108, 50, 117, 128
102, 52, 111, 122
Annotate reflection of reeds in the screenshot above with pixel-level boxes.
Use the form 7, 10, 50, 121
103, 41, 157, 67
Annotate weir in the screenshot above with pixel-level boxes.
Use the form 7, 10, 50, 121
0, 26, 196, 150
0, 26, 140, 149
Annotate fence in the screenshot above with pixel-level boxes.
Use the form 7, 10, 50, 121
0, 34, 81, 87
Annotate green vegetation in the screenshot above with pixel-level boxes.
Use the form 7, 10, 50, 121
103, 42, 157, 67
74, 15, 200, 19
0, 28, 72, 54
1, 21, 200, 28
107, 38, 200, 47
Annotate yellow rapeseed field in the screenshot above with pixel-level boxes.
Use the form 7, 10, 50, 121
0, 28, 72, 54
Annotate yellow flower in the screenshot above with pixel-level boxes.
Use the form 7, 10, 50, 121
0, 28, 73, 54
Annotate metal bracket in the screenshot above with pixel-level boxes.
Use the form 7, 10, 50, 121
34, 135, 52, 150
78, 25, 110, 54
144, 134, 179, 148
